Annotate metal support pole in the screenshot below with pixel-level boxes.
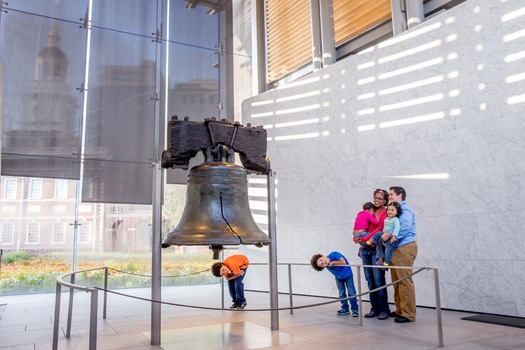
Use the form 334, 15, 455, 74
319, 0, 336, 66
310, 0, 323, 71
221, 249, 225, 309
267, 170, 279, 330
103, 267, 108, 319
406, 0, 425, 28
66, 274, 75, 338
252, 0, 269, 94
52, 282, 62, 350
390, 0, 407, 35
89, 289, 98, 350
434, 268, 444, 347
151, 161, 163, 345
150, 0, 164, 339
357, 266, 363, 326
288, 264, 293, 315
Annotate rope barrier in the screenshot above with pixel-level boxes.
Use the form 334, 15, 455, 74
92, 267, 427, 312
106, 267, 211, 278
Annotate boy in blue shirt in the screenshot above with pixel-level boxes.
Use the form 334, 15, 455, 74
311, 251, 359, 316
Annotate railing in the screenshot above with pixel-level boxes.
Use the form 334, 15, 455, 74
53, 263, 443, 349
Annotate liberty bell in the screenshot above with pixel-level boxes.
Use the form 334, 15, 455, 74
161, 161, 270, 253
161, 116, 271, 258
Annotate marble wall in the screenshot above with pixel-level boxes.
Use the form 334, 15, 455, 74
241, 0, 525, 317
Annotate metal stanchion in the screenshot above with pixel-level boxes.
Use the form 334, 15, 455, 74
357, 266, 363, 326
89, 289, 98, 350
434, 268, 444, 347
52, 282, 61, 350
288, 264, 293, 315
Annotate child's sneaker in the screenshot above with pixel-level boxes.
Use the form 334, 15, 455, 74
337, 309, 350, 316
375, 260, 384, 266
382, 262, 389, 266
351, 312, 359, 317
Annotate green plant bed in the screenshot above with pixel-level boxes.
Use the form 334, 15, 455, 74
0, 251, 218, 295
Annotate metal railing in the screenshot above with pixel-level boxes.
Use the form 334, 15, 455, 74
52, 263, 443, 349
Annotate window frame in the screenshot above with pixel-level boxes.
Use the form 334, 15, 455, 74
26, 222, 40, 244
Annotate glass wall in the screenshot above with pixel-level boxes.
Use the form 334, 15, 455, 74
0, 0, 235, 295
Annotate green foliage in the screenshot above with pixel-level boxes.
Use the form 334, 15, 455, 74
0, 251, 218, 296
2, 251, 33, 264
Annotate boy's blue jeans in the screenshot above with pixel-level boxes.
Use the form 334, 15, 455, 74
228, 268, 247, 303
335, 275, 359, 313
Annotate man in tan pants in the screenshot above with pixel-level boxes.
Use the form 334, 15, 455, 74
387, 186, 417, 323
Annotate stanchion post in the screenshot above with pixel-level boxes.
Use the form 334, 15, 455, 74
66, 274, 75, 338
434, 268, 444, 347
357, 266, 362, 326
221, 249, 224, 309
103, 267, 108, 319
267, 170, 279, 330
52, 282, 62, 350
288, 264, 293, 315
89, 289, 98, 350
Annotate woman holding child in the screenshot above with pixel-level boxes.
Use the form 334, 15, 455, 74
353, 188, 390, 320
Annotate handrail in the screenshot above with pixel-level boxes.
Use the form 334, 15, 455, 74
52, 263, 443, 349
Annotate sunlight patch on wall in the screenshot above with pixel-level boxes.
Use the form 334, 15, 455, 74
274, 132, 320, 141
357, 124, 376, 132
378, 40, 442, 64
251, 99, 274, 106
378, 57, 444, 80
275, 118, 320, 128
504, 50, 525, 63
379, 111, 445, 128
388, 173, 450, 180
378, 93, 444, 112
275, 76, 320, 90
501, 6, 525, 23
357, 76, 376, 85
378, 75, 444, 95
357, 108, 375, 116
357, 61, 375, 70
251, 111, 274, 118
503, 28, 525, 43
507, 94, 525, 105
275, 104, 320, 115
276, 90, 320, 102
505, 72, 525, 84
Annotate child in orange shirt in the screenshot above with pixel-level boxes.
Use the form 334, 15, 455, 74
212, 254, 249, 309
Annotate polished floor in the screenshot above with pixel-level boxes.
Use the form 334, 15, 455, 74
1, 285, 525, 349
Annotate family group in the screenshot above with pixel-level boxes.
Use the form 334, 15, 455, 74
211, 186, 417, 324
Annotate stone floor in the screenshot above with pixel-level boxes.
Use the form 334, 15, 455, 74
1, 285, 525, 349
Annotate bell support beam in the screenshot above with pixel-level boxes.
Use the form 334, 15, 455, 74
162, 116, 269, 174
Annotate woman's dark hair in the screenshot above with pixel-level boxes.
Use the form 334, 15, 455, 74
373, 189, 388, 203
389, 186, 407, 200
211, 262, 223, 277
387, 202, 403, 217
310, 253, 324, 271
362, 202, 374, 210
